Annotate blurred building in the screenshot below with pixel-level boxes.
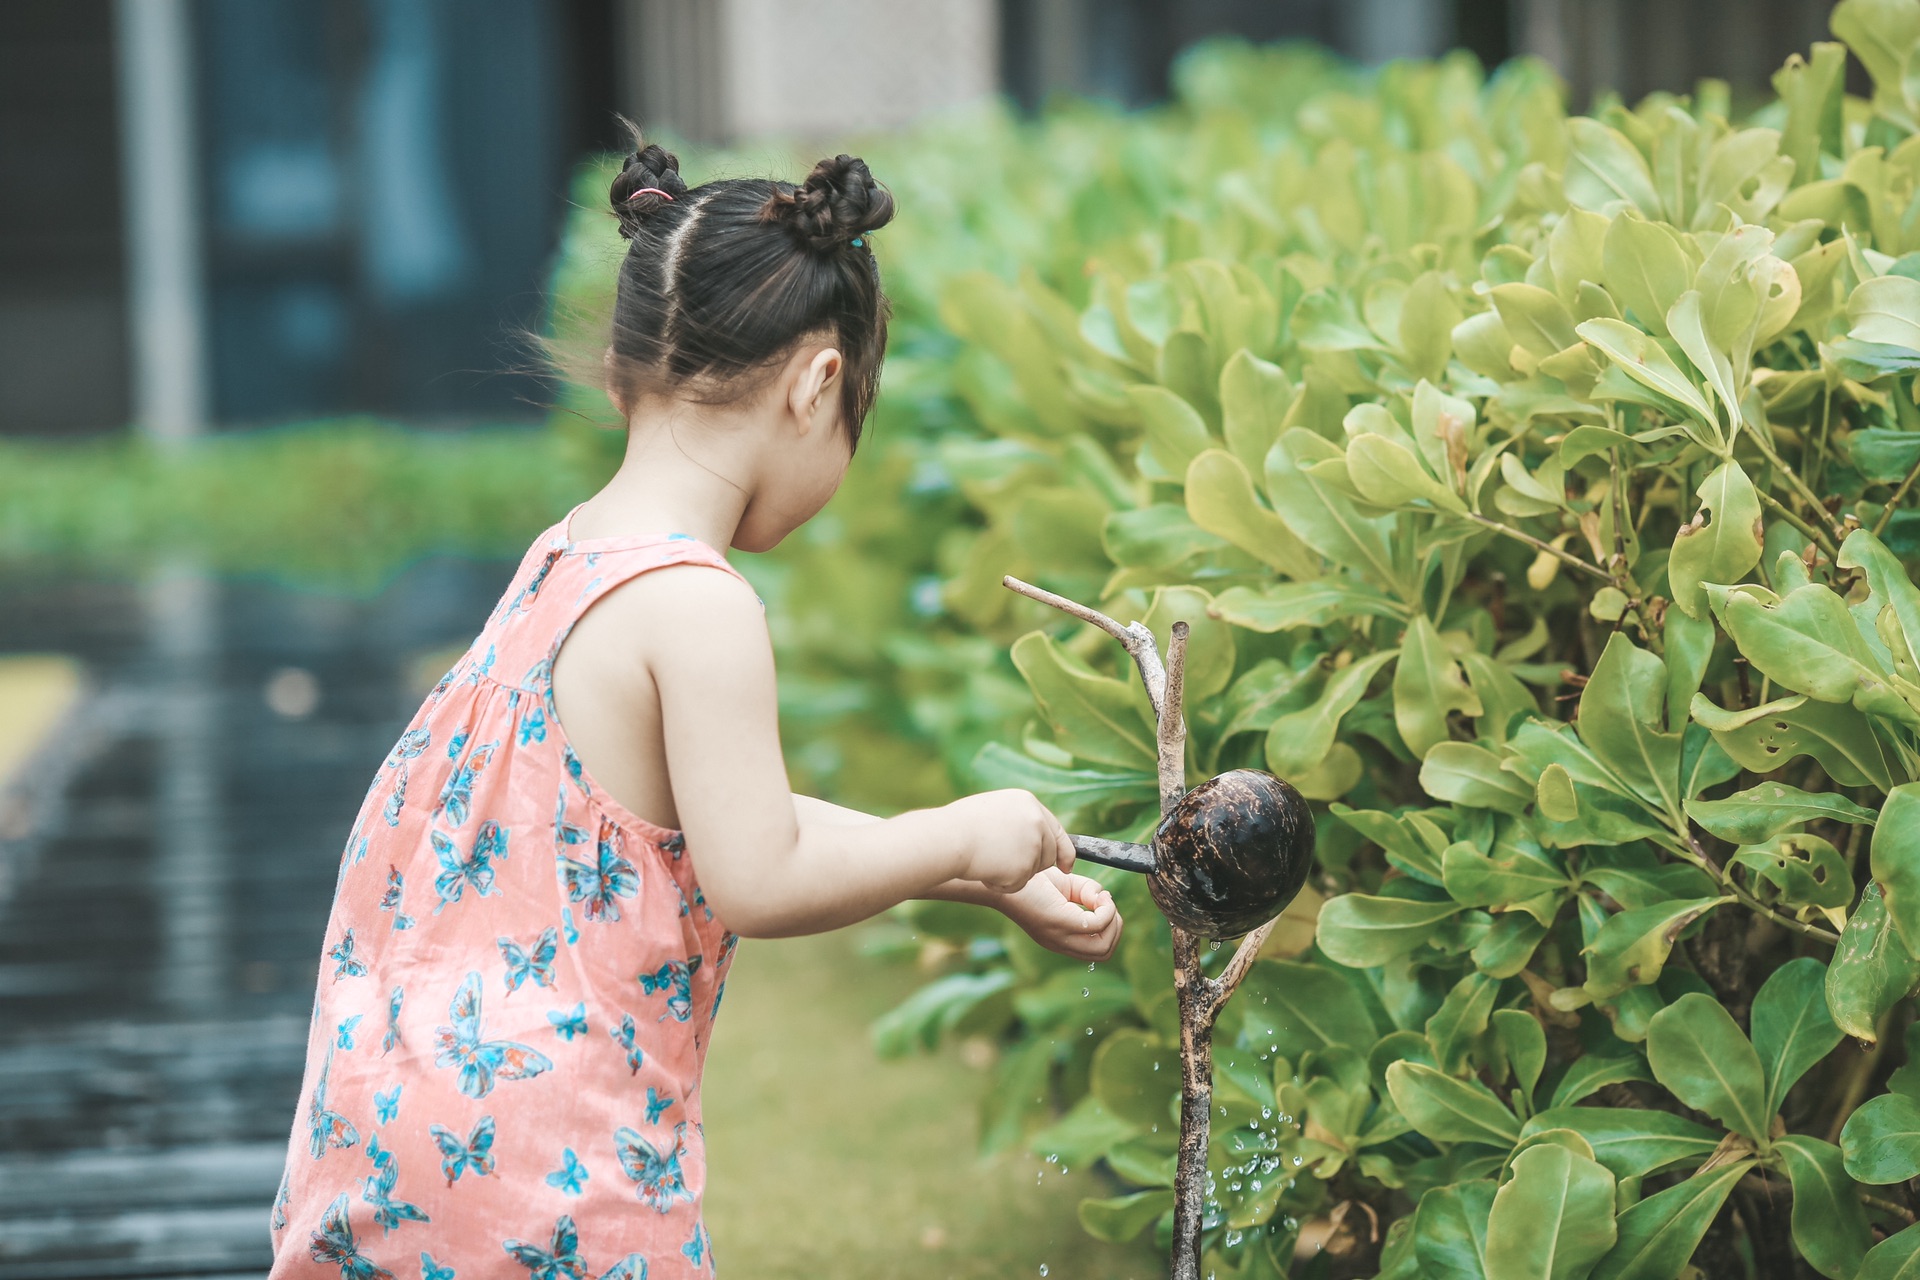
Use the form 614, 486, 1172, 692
1, 0, 1846, 438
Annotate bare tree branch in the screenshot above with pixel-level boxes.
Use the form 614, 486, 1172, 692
1002, 575, 1167, 717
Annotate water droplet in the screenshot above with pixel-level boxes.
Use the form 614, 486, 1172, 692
1210, 939, 1221, 950
1261, 1106, 1272, 1119
1046, 1154, 1058, 1163
1039, 1267, 1049, 1277
1088, 962, 1096, 970
1085, 1026, 1093, 1035
1081, 988, 1089, 997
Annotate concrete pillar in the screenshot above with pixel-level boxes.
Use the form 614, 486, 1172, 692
622, 0, 999, 145
114, 0, 208, 441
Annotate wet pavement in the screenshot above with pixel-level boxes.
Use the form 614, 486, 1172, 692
0, 559, 512, 1278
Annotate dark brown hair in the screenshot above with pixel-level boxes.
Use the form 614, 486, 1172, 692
606, 128, 895, 447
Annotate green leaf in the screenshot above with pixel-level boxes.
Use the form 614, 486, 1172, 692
1588, 1160, 1751, 1280
1603, 212, 1693, 337
1841, 1092, 1920, 1184
1400, 270, 1462, 383
1427, 972, 1500, 1075
1078, 1188, 1175, 1243
1666, 289, 1739, 416
1537, 763, 1579, 822
1474, 913, 1550, 978
1143, 586, 1234, 703
1484, 1143, 1618, 1280
1219, 349, 1293, 477
1493, 1008, 1548, 1103
1850, 274, 1920, 351
1577, 633, 1684, 822
1751, 957, 1844, 1119
1776, 1133, 1873, 1278
1421, 742, 1535, 814
1691, 693, 1897, 791
1827, 882, 1920, 1042
1521, 1107, 1721, 1179
1852, 428, 1920, 481
1090, 1029, 1179, 1129
1130, 385, 1214, 480
1186, 449, 1316, 574
1386, 1060, 1522, 1147
1266, 648, 1398, 776
1860, 1222, 1920, 1280
871, 971, 1016, 1056
1730, 832, 1854, 914
1685, 781, 1879, 844
1548, 1055, 1655, 1109
1031, 1094, 1139, 1168
1347, 432, 1468, 514
1209, 580, 1404, 632
969, 743, 1158, 814
1395, 614, 1484, 759
1566, 118, 1662, 218
1413, 1180, 1497, 1280
1237, 960, 1382, 1060
1265, 429, 1401, 591
1011, 632, 1157, 768
1645, 992, 1768, 1144
1102, 504, 1227, 571
1710, 582, 1917, 729
1667, 461, 1763, 619
1316, 894, 1463, 968
1443, 830, 1573, 918
1577, 318, 1717, 432
1491, 283, 1581, 358
1872, 783, 1920, 954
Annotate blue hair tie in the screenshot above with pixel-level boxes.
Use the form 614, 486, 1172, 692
851, 237, 864, 248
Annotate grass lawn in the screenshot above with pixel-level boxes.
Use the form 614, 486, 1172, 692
703, 928, 1162, 1279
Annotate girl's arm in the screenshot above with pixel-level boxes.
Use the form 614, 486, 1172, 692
644, 566, 1072, 938
793, 794, 996, 905
792, 794, 1122, 959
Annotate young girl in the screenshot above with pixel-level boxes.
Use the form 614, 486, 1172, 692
270, 140, 1123, 1278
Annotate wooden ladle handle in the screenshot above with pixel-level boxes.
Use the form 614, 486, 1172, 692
1070, 833, 1156, 875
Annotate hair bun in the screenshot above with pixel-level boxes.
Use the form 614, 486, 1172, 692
609, 137, 687, 238
766, 154, 895, 254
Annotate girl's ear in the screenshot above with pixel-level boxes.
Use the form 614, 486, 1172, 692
788, 346, 844, 434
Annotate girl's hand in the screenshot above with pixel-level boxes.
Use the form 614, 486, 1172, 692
997, 867, 1122, 961
946, 789, 1075, 892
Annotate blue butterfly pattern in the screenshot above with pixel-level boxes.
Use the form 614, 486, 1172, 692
681, 1223, 710, 1269
545, 1146, 589, 1197
382, 985, 404, 1055
436, 740, 498, 827
460, 645, 496, 688
559, 819, 638, 923
432, 821, 507, 910
421, 1253, 456, 1280
548, 1003, 587, 1041
499, 927, 558, 994
374, 1083, 401, 1126
561, 907, 579, 946
428, 1113, 496, 1185
308, 1192, 394, 1280
362, 1138, 430, 1232
502, 1214, 585, 1280
336, 1015, 363, 1051
552, 786, 588, 856
308, 1044, 359, 1159
432, 972, 552, 1099
446, 731, 469, 760
389, 727, 431, 763
600, 1256, 647, 1280
329, 929, 367, 980
614, 1120, 695, 1214
645, 1086, 674, 1125
518, 705, 547, 746
383, 764, 408, 827
637, 957, 701, 1023
609, 1015, 644, 1075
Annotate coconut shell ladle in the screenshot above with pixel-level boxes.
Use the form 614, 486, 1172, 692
1067, 768, 1315, 938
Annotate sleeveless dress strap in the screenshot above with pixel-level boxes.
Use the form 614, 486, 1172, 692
545, 533, 754, 670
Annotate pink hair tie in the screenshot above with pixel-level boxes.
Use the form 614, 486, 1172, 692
628, 187, 675, 202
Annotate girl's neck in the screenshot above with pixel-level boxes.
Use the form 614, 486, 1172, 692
569, 407, 755, 551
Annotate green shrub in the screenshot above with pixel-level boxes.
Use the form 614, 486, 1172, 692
881, 6, 1920, 1276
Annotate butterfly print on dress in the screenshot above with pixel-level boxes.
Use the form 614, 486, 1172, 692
432, 821, 507, 910
559, 818, 638, 923
308, 1192, 394, 1280
499, 927, 559, 994
432, 972, 553, 1099
614, 1121, 695, 1214
428, 1113, 496, 1185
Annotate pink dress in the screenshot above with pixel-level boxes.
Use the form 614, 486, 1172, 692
270, 515, 744, 1280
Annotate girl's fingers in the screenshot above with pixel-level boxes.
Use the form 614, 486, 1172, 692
1076, 894, 1117, 932
1062, 873, 1108, 909
1050, 816, 1076, 873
